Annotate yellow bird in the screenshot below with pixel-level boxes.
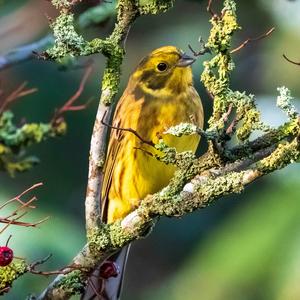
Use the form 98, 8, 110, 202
86, 45, 204, 300
102, 45, 204, 224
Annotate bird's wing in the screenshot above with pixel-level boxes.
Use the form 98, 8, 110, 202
100, 89, 131, 223
101, 121, 123, 223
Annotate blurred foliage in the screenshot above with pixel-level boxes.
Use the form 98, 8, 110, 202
0, 110, 66, 176
77, 0, 116, 29
0, 0, 300, 299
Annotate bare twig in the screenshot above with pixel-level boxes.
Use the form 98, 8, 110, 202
51, 65, 93, 124
222, 103, 234, 123
0, 183, 48, 234
231, 27, 275, 54
283, 54, 300, 66
188, 37, 211, 57
226, 116, 238, 135
0, 82, 37, 114
101, 111, 155, 147
207, 0, 217, 18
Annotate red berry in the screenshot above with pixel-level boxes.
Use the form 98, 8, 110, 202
0, 246, 13, 267
100, 261, 119, 279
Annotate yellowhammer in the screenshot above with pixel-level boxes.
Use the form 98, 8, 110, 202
102, 45, 204, 223
85, 45, 204, 300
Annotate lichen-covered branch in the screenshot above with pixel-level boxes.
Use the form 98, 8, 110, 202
0, 2, 117, 71
0, 109, 66, 176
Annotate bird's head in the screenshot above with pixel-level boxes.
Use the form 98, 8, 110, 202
131, 46, 196, 96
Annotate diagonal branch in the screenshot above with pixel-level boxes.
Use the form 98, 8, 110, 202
0, 35, 54, 71
231, 27, 275, 54
0, 82, 38, 114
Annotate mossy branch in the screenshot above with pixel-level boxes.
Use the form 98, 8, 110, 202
0, 110, 66, 176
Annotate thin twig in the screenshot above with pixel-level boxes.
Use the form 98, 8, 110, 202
0, 82, 37, 114
283, 54, 300, 66
222, 103, 233, 123
101, 111, 155, 147
0, 217, 49, 234
0, 183, 47, 233
226, 116, 238, 135
52, 65, 93, 124
207, 0, 217, 18
231, 27, 275, 54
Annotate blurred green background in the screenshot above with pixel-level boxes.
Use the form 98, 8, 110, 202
1, 0, 300, 299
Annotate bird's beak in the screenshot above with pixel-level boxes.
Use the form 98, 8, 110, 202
177, 52, 196, 67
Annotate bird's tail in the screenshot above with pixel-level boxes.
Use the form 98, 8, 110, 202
81, 245, 130, 300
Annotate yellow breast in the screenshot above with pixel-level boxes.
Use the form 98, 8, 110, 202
105, 87, 203, 223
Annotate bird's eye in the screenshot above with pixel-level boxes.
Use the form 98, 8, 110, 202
157, 62, 168, 72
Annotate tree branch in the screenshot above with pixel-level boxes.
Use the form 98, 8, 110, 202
0, 35, 54, 71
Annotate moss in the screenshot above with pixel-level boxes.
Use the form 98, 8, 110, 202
277, 86, 298, 119
51, 0, 71, 9
164, 123, 198, 137
138, 0, 175, 15
0, 111, 67, 175
195, 171, 244, 202
47, 13, 87, 59
55, 270, 85, 295
258, 139, 300, 172
0, 260, 27, 291
100, 45, 124, 105
87, 225, 111, 255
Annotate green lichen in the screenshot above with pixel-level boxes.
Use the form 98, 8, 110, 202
51, 0, 71, 9
277, 86, 298, 119
47, 13, 87, 59
258, 139, 300, 172
207, 6, 240, 52
194, 171, 244, 202
0, 260, 27, 291
55, 270, 85, 295
96, 153, 106, 169
154, 139, 195, 169
164, 123, 198, 137
201, 1, 271, 143
138, 0, 175, 15
100, 44, 125, 105
201, 0, 240, 129
109, 221, 139, 247
0, 111, 67, 176
148, 169, 245, 217
87, 225, 111, 255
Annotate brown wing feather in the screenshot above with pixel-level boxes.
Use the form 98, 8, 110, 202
101, 134, 122, 222
100, 85, 134, 222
